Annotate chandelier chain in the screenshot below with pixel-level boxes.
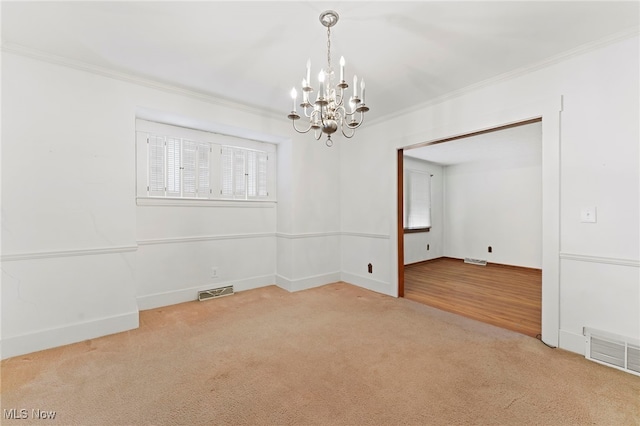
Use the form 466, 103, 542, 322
326, 26, 331, 71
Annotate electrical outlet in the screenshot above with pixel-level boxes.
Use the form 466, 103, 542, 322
427, 244, 430, 251
368, 263, 373, 274
210, 267, 219, 278
581, 207, 597, 223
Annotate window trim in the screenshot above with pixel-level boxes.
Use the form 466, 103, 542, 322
136, 197, 276, 208
403, 227, 431, 234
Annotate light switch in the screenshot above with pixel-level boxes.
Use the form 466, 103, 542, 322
580, 207, 597, 223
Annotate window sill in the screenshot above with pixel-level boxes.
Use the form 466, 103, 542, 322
137, 197, 277, 208
404, 227, 431, 234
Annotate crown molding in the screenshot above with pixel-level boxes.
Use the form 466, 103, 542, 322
1, 42, 283, 121
3, 25, 638, 129
369, 26, 640, 126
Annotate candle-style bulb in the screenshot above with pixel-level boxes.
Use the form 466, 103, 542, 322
291, 87, 297, 111
340, 56, 345, 82
361, 79, 365, 103
353, 74, 358, 98
306, 59, 311, 85
318, 70, 325, 99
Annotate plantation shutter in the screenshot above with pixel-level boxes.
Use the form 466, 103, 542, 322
148, 135, 166, 196
182, 139, 197, 197
233, 148, 246, 198
221, 146, 233, 197
256, 151, 268, 197
246, 151, 268, 199
247, 150, 257, 197
198, 143, 210, 198
166, 137, 181, 197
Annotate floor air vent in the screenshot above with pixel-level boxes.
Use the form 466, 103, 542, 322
464, 258, 487, 266
584, 327, 640, 376
198, 285, 234, 301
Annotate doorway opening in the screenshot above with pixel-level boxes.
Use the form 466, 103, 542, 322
397, 118, 543, 337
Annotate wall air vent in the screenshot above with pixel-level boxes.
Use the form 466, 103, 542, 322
584, 327, 640, 376
198, 285, 234, 301
464, 258, 487, 266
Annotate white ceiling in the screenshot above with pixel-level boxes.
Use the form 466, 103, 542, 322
403, 120, 542, 165
2, 1, 638, 126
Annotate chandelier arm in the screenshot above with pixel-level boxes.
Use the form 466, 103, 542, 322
344, 110, 358, 125
319, 105, 329, 128
340, 125, 356, 138
334, 89, 346, 108
358, 111, 367, 127
291, 119, 314, 134
339, 112, 357, 138
302, 106, 316, 119
349, 111, 367, 130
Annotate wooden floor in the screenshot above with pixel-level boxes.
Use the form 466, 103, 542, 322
404, 257, 542, 337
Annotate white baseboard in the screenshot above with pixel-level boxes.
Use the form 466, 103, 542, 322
340, 272, 396, 297
559, 329, 586, 356
136, 274, 276, 310
1, 311, 139, 360
275, 275, 293, 292
275, 272, 341, 293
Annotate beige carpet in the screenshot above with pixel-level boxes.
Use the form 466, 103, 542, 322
1, 282, 639, 425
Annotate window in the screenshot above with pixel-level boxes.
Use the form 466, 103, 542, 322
220, 147, 269, 200
404, 169, 431, 231
147, 135, 210, 198
136, 119, 276, 202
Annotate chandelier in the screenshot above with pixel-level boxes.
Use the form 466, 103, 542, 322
287, 10, 369, 147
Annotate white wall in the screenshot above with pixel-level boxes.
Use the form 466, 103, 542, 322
2, 53, 143, 358
136, 203, 278, 310
340, 133, 395, 295
403, 157, 444, 265
275, 133, 342, 292
1, 48, 346, 358
2, 33, 638, 360
443, 135, 542, 268
0, 49, 344, 359
340, 34, 639, 354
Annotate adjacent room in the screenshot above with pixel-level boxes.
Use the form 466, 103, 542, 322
402, 121, 543, 337
2, 1, 639, 424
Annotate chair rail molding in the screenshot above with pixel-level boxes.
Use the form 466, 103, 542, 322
1, 245, 138, 262
559, 253, 640, 268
